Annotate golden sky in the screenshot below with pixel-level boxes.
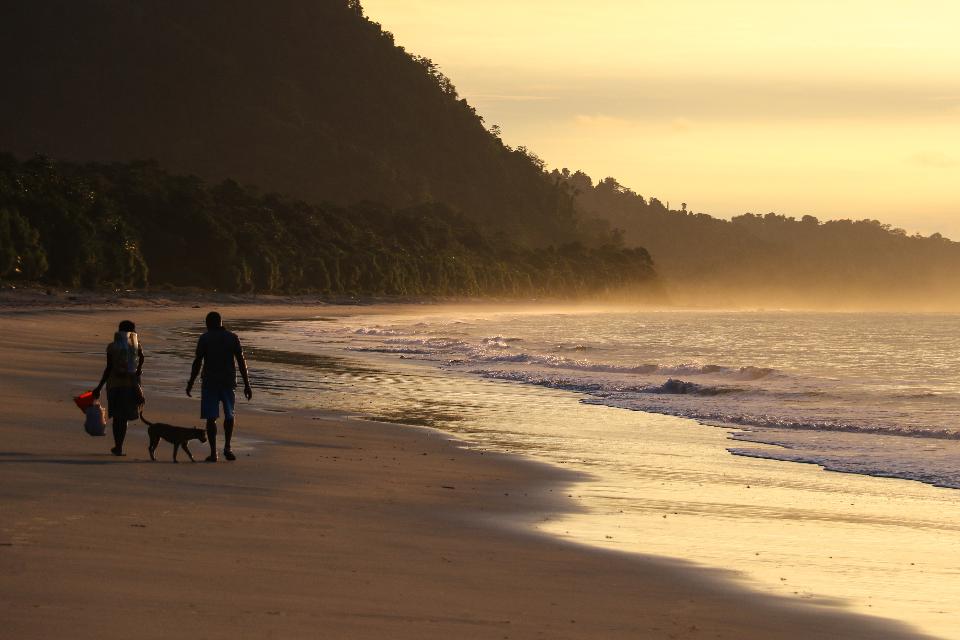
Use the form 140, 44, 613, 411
362, 0, 960, 238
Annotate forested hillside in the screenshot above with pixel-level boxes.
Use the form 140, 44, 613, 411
0, 155, 658, 298
558, 170, 960, 308
3, 0, 958, 307
0, 0, 586, 246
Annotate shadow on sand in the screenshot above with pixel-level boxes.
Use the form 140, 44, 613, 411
0, 451, 148, 465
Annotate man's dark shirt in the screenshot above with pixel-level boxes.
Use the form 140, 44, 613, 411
196, 328, 243, 390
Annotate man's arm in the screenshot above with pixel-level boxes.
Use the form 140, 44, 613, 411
136, 346, 145, 378
186, 339, 204, 397
93, 350, 111, 399
235, 338, 252, 400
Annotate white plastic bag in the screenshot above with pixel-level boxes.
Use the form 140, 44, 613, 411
84, 403, 106, 436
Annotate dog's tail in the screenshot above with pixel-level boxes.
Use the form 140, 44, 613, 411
139, 411, 153, 427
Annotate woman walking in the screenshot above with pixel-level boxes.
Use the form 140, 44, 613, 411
93, 320, 145, 456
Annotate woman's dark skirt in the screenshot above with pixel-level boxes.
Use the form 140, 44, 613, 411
107, 386, 141, 421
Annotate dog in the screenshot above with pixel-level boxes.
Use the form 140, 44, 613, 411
141, 412, 207, 462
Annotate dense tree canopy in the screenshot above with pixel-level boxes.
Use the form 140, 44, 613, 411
0, 155, 659, 298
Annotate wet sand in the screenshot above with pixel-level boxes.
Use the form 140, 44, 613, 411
0, 302, 935, 639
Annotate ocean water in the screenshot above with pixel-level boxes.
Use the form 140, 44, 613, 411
172, 307, 960, 636
246, 308, 960, 490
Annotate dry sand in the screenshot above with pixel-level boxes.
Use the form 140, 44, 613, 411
0, 302, 934, 639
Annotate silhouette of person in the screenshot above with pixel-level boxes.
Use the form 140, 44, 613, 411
186, 311, 252, 462
93, 319, 145, 456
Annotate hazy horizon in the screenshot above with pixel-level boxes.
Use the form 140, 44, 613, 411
362, 0, 960, 240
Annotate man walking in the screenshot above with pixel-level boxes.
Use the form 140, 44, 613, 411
186, 311, 252, 462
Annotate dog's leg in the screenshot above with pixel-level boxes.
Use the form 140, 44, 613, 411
148, 433, 158, 461
172, 442, 179, 463
183, 442, 195, 462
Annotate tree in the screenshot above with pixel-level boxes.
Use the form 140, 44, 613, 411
0, 207, 48, 280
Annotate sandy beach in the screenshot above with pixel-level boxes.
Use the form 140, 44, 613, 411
0, 301, 934, 639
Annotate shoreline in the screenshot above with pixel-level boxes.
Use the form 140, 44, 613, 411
0, 302, 935, 639
0, 284, 671, 313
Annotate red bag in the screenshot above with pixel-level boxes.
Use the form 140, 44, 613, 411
74, 391, 96, 412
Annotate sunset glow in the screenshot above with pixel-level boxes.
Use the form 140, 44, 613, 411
363, 0, 960, 237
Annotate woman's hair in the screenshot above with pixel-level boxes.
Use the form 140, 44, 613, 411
118, 320, 136, 332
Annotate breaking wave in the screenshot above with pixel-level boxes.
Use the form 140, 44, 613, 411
588, 396, 960, 442
354, 333, 781, 381
726, 447, 960, 490
352, 327, 406, 336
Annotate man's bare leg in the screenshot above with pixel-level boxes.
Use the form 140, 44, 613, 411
223, 417, 235, 461
205, 418, 218, 462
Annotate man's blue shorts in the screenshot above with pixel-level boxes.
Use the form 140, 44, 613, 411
201, 388, 235, 420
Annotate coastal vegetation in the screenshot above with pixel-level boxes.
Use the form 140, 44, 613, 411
0, 155, 656, 297
558, 170, 960, 306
